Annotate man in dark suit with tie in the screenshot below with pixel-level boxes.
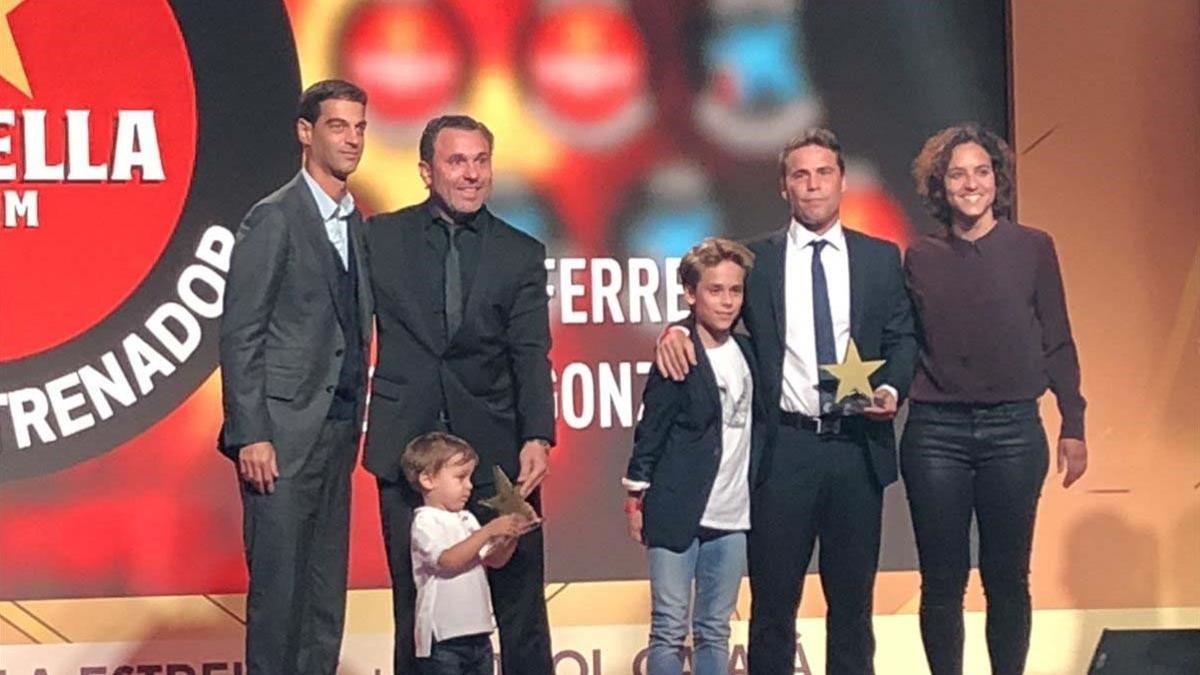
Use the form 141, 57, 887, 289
366, 115, 556, 675
657, 128, 917, 674
219, 80, 372, 675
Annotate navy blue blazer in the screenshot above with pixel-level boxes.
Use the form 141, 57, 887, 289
742, 226, 917, 487
625, 322, 766, 552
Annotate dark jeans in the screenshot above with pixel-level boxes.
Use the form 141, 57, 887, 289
748, 423, 883, 675
900, 401, 1049, 675
379, 478, 553, 675
417, 633, 495, 675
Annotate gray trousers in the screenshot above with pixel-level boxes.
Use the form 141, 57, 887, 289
241, 417, 358, 675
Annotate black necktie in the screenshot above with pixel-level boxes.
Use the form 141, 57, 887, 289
444, 222, 462, 338
811, 240, 836, 415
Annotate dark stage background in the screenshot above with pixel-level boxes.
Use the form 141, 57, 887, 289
0, 0, 1007, 596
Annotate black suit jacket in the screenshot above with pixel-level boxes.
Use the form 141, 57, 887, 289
364, 202, 555, 485
218, 172, 374, 475
743, 226, 916, 487
626, 324, 766, 552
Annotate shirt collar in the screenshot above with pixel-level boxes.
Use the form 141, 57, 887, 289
941, 216, 1011, 251
788, 218, 846, 251
301, 168, 355, 221
414, 505, 473, 523
425, 199, 486, 232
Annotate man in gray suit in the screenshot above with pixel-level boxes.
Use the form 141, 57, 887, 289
219, 79, 372, 675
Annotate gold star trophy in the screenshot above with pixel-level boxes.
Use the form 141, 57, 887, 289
819, 339, 886, 414
479, 465, 540, 524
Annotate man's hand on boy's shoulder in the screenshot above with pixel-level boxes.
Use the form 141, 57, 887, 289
654, 325, 696, 381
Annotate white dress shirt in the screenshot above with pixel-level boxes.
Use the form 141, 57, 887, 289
782, 219, 852, 416
410, 506, 497, 658
781, 219, 897, 416
300, 168, 355, 270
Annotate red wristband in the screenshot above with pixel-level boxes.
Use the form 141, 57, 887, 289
623, 498, 642, 514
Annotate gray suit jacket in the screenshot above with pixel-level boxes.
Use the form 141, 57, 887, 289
218, 172, 373, 476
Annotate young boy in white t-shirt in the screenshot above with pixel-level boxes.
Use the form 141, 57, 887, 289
623, 237, 759, 675
403, 431, 538, 675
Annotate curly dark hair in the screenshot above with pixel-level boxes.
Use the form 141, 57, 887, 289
912, 123, 1014, 226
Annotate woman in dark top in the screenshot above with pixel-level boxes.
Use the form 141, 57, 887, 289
902, 123, 1088, 675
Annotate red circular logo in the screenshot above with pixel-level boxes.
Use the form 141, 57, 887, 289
0, 0, 300, 481
339, 1, 466, 126
527, 5, 647, 124
0, 0, 196, 361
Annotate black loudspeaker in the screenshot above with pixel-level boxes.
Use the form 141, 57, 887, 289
1087, 628, 1200, 673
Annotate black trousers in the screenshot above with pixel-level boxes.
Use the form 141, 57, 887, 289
748, 423, 884, 675
241, 417, 357, 675
900, 401, 1048, 675
379, 477, 553, 675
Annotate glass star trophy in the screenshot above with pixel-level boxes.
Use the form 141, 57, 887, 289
819, 339, 886, 416
480, 465, 540, 526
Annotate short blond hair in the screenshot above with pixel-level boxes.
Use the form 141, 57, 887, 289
401, 431, 478, 491
677, 237, 755, 290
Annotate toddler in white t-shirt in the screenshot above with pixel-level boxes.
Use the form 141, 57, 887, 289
403, 432, 538, 675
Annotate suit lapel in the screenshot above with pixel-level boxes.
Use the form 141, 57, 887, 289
734, 334, 759, 400
734, 333, 764, 483
765, 228, 788, 349
449, 213, 497, 347
689, 323, 722, 414
393, 216, 442, 353
286, 174, 342, 316
845, 230, 867, 340
349, 209, 372, 347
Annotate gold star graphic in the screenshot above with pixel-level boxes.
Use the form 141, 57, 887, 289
820, 339, 885, 403
0, 0, 31, 98
479, 465, 539, 522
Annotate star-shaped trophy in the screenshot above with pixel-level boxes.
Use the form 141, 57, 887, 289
819, 339, 886, 414
479, 465, 539, 523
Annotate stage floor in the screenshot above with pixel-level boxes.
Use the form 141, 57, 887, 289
3, 575, 1197, 674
